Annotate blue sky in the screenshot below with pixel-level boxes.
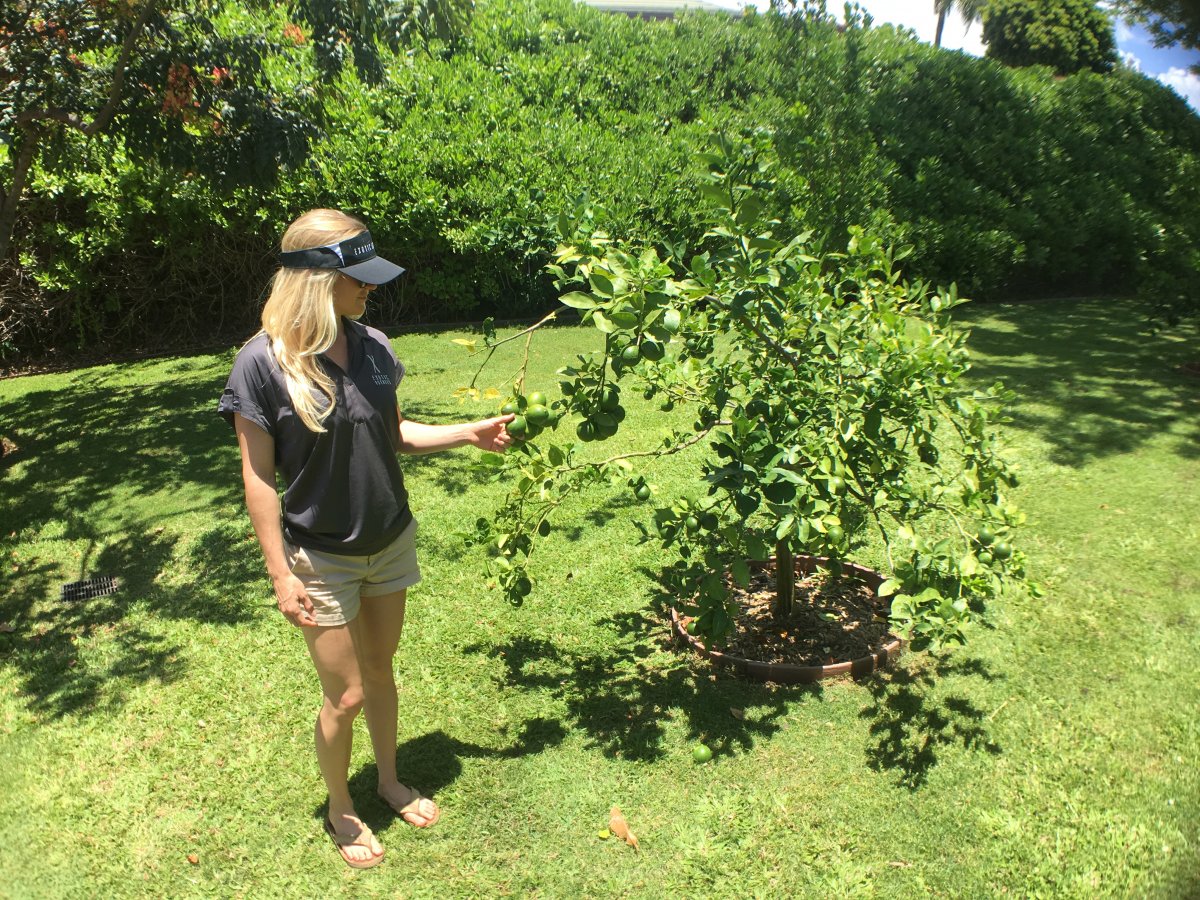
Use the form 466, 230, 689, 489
710, 1, 1200, 111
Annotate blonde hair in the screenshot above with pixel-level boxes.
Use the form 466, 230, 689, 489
260, 209, 367, 433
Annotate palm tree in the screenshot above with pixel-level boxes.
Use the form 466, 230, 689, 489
934, 0, 990, 48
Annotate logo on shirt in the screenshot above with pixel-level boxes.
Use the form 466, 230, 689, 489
367, 355, 391, 386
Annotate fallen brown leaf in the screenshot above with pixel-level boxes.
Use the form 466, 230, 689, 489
730, 707, 745, 720
187, 853, 199, 865
0, 623, 14, 633
608, 806, 639, 850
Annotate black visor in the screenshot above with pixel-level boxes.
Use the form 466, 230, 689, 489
277, 230, 405, 285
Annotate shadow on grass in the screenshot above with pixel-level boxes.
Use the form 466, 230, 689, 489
0, 363, 500, 721
0, 507, 277, 719
464, 619, 809, 764
859, 654, 1003, 790
463, 570, 1007, 787
963, 299, 1200, 467
463, 568, 819, 763
338, 718, 570, 828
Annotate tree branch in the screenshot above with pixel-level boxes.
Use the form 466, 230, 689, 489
13, 0, 160, 136
85, 0, 161, 136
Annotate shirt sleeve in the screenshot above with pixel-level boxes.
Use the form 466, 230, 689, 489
217, 339, 277, 435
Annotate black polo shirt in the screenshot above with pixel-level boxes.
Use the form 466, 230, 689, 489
218, 319, 412, 555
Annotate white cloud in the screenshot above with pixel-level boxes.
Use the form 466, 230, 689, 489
1157, 67, 1200, 111
1119, 50, 1142, 72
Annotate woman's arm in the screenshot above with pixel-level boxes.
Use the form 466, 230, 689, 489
397, 410, 515, 455
234, 414, 317, 627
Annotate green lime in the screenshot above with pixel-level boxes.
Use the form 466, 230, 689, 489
826, 476, 845, 494
826, 525, 845, 544
977, 551, 994, 565
685, 515, 700, 534
692, 744, 713, 764
526, 404, 550, 426
500, 401, 520, 416
576, 420, 597, 442
621, 344, 641, 363
594, 419, 619, 439
660, 399, 675, 412
635, 484, 652, 501
506, 416, 527, 438
513, 575, 532, 597
537, 519, 552, 537
640, 340, 665, 361
976, 527, 995, 546
526, 391, 547, 408
992, 541, 1013, 560
685, 619, 698, 636
600, 386, 621, 412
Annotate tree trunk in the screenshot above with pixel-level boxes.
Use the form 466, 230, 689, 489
774, 540, 795, 618
935, 9, 947, 48
0, 133, 39, 263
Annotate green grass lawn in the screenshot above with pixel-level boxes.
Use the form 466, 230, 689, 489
0, 298, 1197, 898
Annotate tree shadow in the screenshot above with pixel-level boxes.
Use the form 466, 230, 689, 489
963, 300, 1200, 467
561, 491, 642, 541
0, 362, 268, 719
0, 363, 242, 537
859, 654, 1004, 790
0, 515, 188, 719
463, 569, 819, 763
0, 360, 506, 719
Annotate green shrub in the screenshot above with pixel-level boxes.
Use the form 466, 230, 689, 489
3, 0, 1198, 361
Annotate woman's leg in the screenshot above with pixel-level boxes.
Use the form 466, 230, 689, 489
302, 621, 384, 862
356, 590, 439, 826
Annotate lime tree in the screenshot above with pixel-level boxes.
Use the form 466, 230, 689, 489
464, 132, 1028, 653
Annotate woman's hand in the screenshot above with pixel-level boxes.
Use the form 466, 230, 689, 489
470, 414, 516, 452
273, 572, 318, 627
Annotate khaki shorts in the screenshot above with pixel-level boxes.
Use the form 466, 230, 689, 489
285, 519, 421, 626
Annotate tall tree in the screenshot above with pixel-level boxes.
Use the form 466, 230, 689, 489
981, 0, 1119, 74
934, 0, 990, 49
1111, 0, 1200, 72
0, 0, 473, 262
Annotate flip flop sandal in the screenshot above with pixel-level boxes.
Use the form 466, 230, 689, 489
324, 817, 384, 869
379, 789, 441, 828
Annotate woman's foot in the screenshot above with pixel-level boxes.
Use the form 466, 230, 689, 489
378, 783, 440, 828
324, 811, 384, 868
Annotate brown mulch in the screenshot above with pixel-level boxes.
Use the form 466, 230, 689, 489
690, 568, 897, 667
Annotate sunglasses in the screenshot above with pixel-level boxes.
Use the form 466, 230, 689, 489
340, 273, 377, 289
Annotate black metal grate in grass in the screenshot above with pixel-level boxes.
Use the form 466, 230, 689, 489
60, 576, 121, 602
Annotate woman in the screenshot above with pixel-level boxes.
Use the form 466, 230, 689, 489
218, 209, 513, 869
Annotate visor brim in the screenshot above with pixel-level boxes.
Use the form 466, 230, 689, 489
340, 256, 406, 285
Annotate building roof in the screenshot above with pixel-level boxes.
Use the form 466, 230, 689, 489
582, 0, 743, 19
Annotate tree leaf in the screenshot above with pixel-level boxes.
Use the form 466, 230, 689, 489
560, 292, 597, 310
592, 310, 616, 333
